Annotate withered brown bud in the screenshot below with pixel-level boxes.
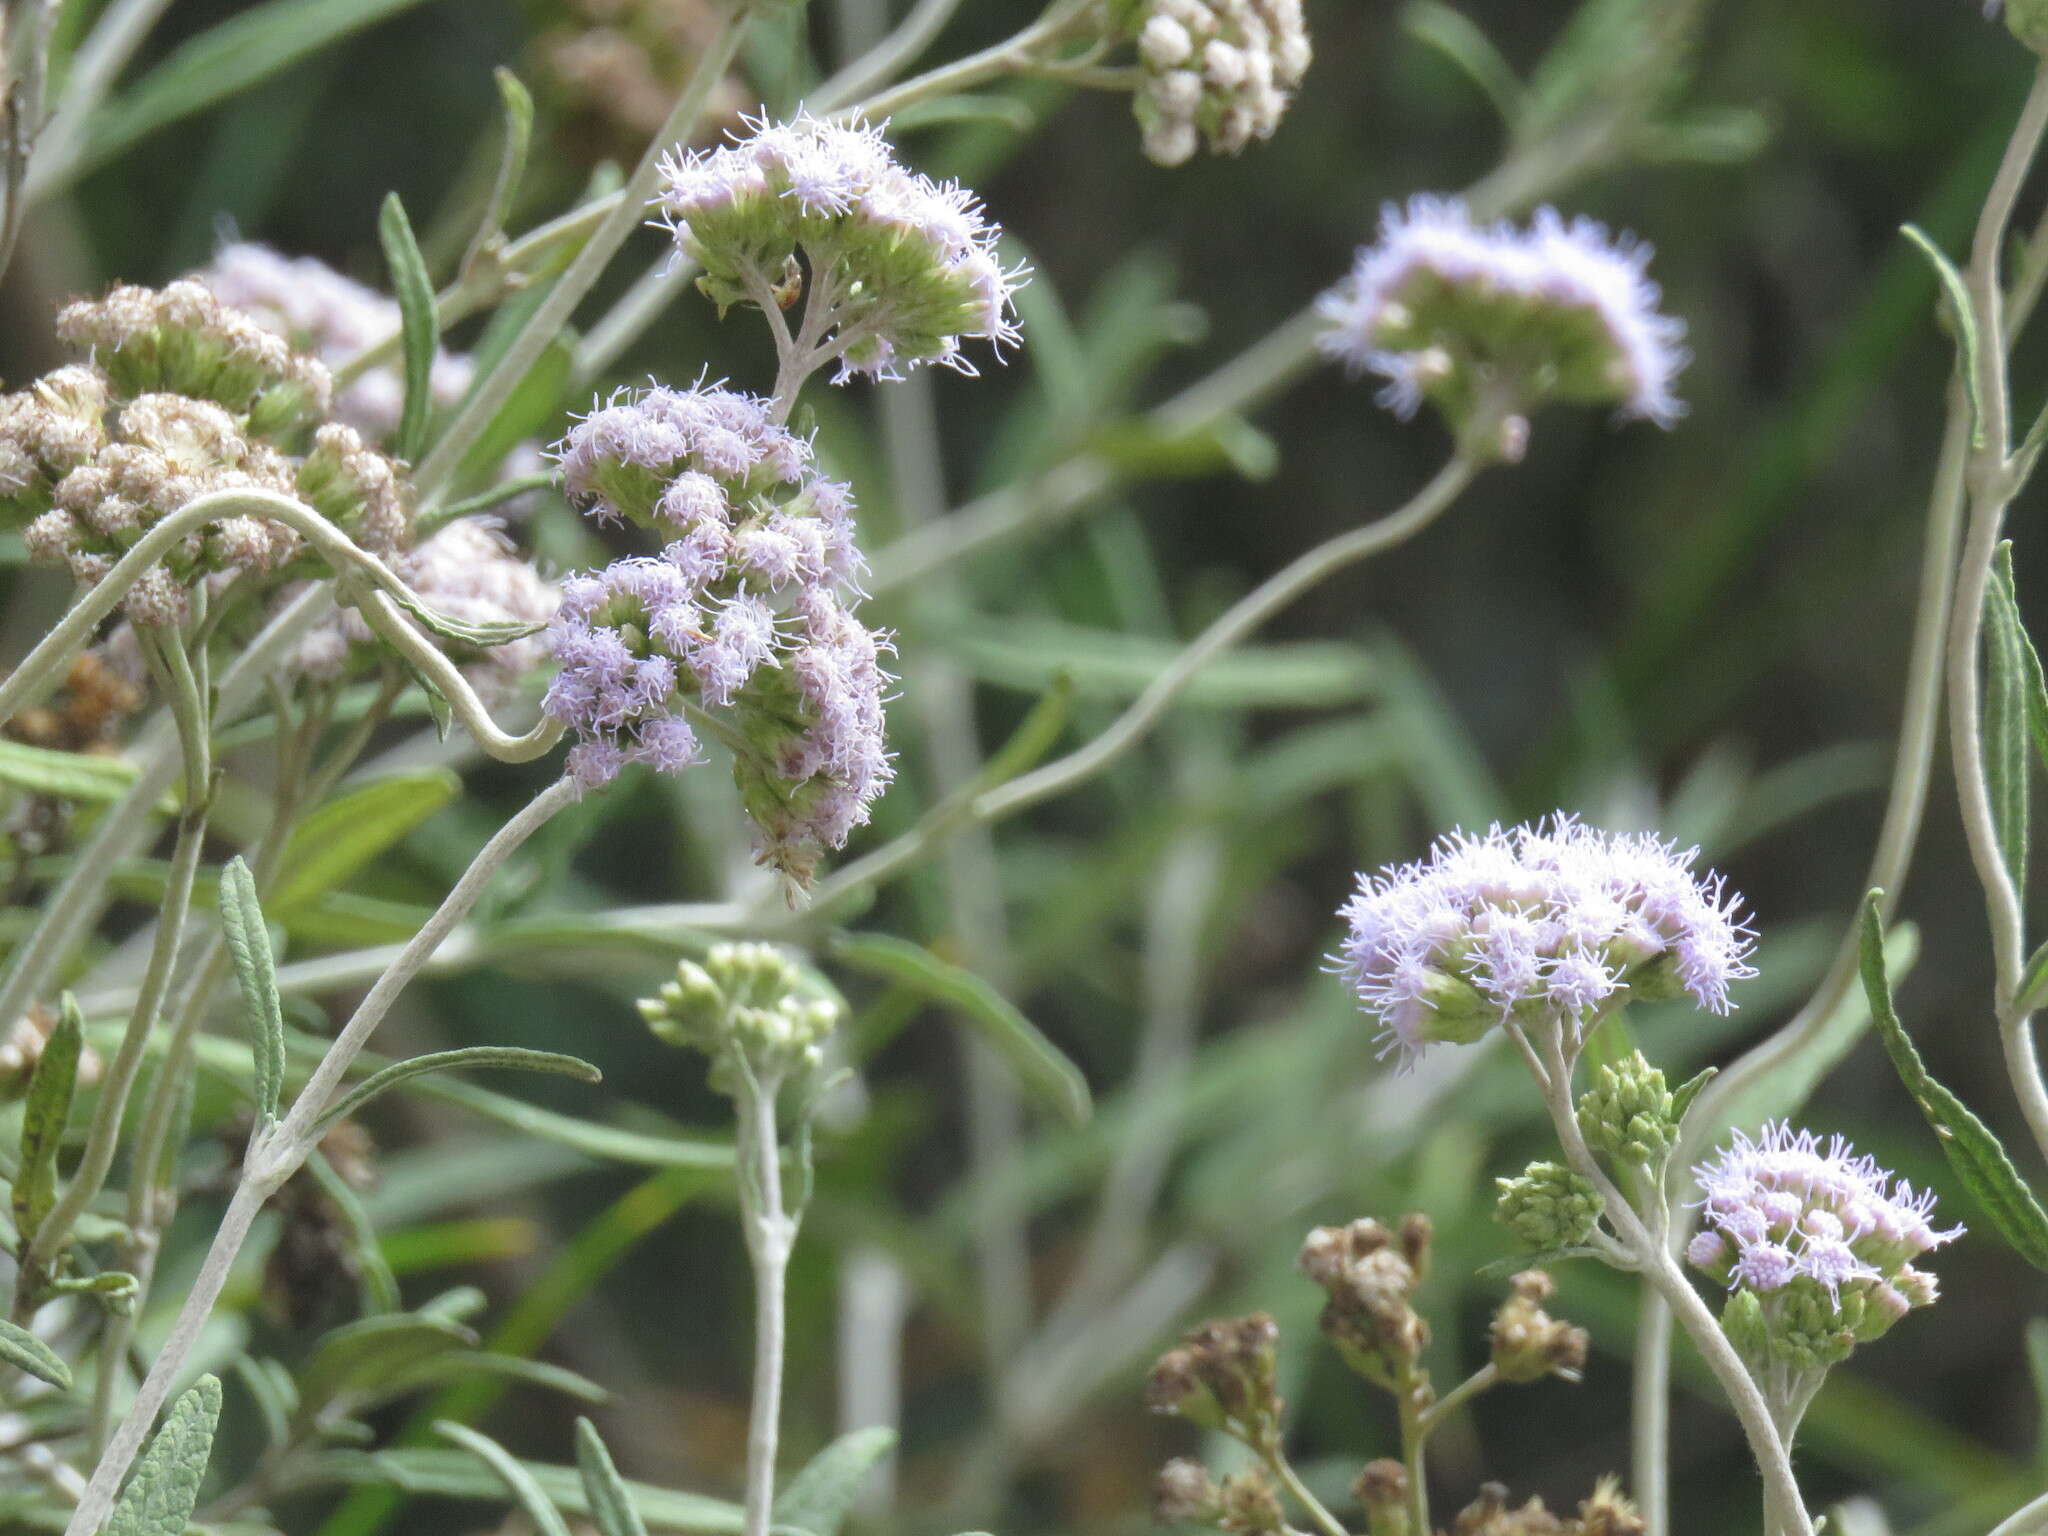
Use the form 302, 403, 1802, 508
1489, 1270, 1589, 1385
1398, 1212, 1433, 1277
1217, 1469, 1286, 1536
1450, 1483, 1563, 1536
1353, 1459, 1412, 1535
1154, 1458, 1220, 1524
1146, 1315, 1282, 1437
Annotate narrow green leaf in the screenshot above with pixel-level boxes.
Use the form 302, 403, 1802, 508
235, 1355, 297, 1450
0, 1318, 72, 1389
219, 856, 285, 1122
436, 1422, 574, 1536
1860, 891, 2048, 1270
315, 1046, 602, 1136
379, 193, 438, 464
293, 1446, 743, 1530
14, 994, 83, 1251
375, 1351, 607, 1407
107, 1374, 222, 1536
577, 1418, 650, 1536
384, 583, 550, 648
1985, 546, 2033, 906
50, 1269, 139, 1312
1475, 1245, 1606, 1280
462, 68, 535, 277
1901, 224, 1985, 448
0, 739, 142, 801
297, 1312, 478, 1415
829, 933, 1091, 1124
771, 1428, 896, 1536
76, 0, 438, 180
973, 674, 1072, 792
1993, 545, 2048, 778
305, 1149, 401, 1314
2021, 937, 2048, 1016
273, 769, 460, 916
1668, 1065, 1718, 1128
1402, 0, 1524, 123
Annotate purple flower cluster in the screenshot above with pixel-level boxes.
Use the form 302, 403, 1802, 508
1316, 196, 1688, 428
544, 384, 891, 879
1334, 817, 1754, 1066
654, 112, 1022, 380
1689, 1122, 1958, 1305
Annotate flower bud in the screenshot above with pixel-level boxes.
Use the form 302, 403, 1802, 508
1488, 1270, 1589, 1384
1576, 1051, 1678, 1168
1216, 1470, 1286, 1536
1494, 1161, 1604, 1250
636, 943, 840, 1095
1353, 1460, 1412, 1536
1154, 1458, 1220, 1524
1301, 1216, 1429, 1387
1145, 1314, 1282, 1442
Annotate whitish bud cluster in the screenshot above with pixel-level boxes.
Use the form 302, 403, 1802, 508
1488, 1269, 1588, 1384
1145, 1313, 1283, 1445
1153, 1460, 1284, 1535
1689, 1122, 1957, 1373
1442, 1479, 1645, 1536
1317, 197, 1688, 443
637, 942, 839, 1096
1129, 0, 1311, 166
656, 112, 1022, 380
1494, 1160, 1603, 1251
547, 384, 890, 883
1333, 816, 1753, 1069
1298, 1214, 1432, 1388
1576, 1052, 1678, 1167
199, 244, 475, 439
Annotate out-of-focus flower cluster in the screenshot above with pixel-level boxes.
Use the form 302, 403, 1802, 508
1129, 0, 1311, 166
656, 113, 1022, 380
0, 282, 413, 626
536, 0, 747, 148
544, 382, 890, 882
1317, 197, 1688, 446
296, 517, 558, 699
198, 243, 475, 440
1333, 817, 1754, 1067
1688, 1122, 1956, 1370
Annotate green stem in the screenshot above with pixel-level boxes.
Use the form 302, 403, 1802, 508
1261, 1439, 1350, 1536
738, 1069, 795, 1536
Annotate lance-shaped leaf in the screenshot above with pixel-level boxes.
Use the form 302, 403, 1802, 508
314, 1046, 601, 1138
577, 1418, 649, 1536
296, 1309, 479, 1418
107, 1374, 222, 1536
1860, 891, 2048, 1270
379, 192, 438, 464
14, 994, 83, 1252
1668, 1065, 1718, 1128
1901, 224, 1985, 448
0, 739, 144, 802
771, 1428, 896, 1536
0, 1318, 72, 1390
829, 933, 1090, 1124
462, 68, 535, 277
219, 856, 285, 1122
437, 1422, 573, 1536
273, 770, 460, 915
1985, 546, 2035, 906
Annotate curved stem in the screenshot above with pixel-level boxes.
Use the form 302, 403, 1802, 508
1262, 1443, 1349, 1536
852, 0, 1099, 120
63, 776, 580, 1536
1989, 1488, 2048, 1536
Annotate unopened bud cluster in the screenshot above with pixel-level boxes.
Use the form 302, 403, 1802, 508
1488, 1270, 1588, 1384
1153, 1459, 1284, 1535
3, 283, 413, 626
1440, 1478, 1645, 1536
1494, 1160, 1603, 1251
1146, 1313, 1282, 1444
1298, 1213, 1432, 1389
1576, 1052, 1678, 1167
637, 942, 839, 1096
1128, 0, 1311, 166
1689, 1121, 1957, 1374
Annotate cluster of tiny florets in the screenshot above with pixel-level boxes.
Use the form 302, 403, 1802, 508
1316, 196, 1688, 436
655, 112, 1023, 380
1333, 817, 1754, 1067
199, 243, 476, 439
298, 518, 557, 698
1689, 1122, 1958, 1304
545, 383, 891, 882
1131, 0, 1311, 166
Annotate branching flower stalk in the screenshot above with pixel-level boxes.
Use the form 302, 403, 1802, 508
62, 774, 580, 1536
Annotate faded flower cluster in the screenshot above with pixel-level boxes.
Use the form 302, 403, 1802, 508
1333, 817, 1755, 1067
199, 243, 477, 439
1317, 196, 1688, 444
544, 382, 890, 881
0, 283, 410, 626
1688, 1122, 1956, 1367
1131, 0, 1312, 166
656, 112, 1023, 380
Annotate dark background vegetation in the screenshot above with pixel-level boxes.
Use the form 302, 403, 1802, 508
4, 0, 2044, 1531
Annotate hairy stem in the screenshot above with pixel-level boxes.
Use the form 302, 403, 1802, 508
63, 777, 578, 1536
739, 1071, 795, 1536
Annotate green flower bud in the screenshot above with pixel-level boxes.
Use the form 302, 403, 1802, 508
1721, 1288, 1768, 1362
636, 943, 839, 1094
1494, 1160, 1604, 1250
1576, 1051, 1678, 1168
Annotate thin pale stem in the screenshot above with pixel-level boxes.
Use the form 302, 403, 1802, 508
410, 9, 750, 499
853, 0, 1099, 120
1417, 1362, 1500, 1438
63, 777, 579, 1536
1990, 1489, 2048, 1536
20, 0, 174, 201
1261, 1442, 1349, 1536
739, 1074, 795, 1536
1399, 1376, 1430, 1534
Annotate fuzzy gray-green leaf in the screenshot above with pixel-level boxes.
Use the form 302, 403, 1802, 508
14, 993, 83, 1251
576, 1418, 649, 1536
379, 193, 438, 464
1902, 224, 1985, 449
219, 856, 285, 1122
0, 1318, 72, 1390
315, 1046, 601, 1137
771, 1427, 897, 1536
107, 1374, 222, 1536
1860, 891, 2048, 1270
437, 1421, 574, 1536
1985, 545, 2035, 908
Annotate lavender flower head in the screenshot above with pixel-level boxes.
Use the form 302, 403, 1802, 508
545, 383, 890, 884
655, 112, 1023, 380
1316, 197, 1688, 443
1333, 817, 1754, 1067
1689, 1122, 1958, 1367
